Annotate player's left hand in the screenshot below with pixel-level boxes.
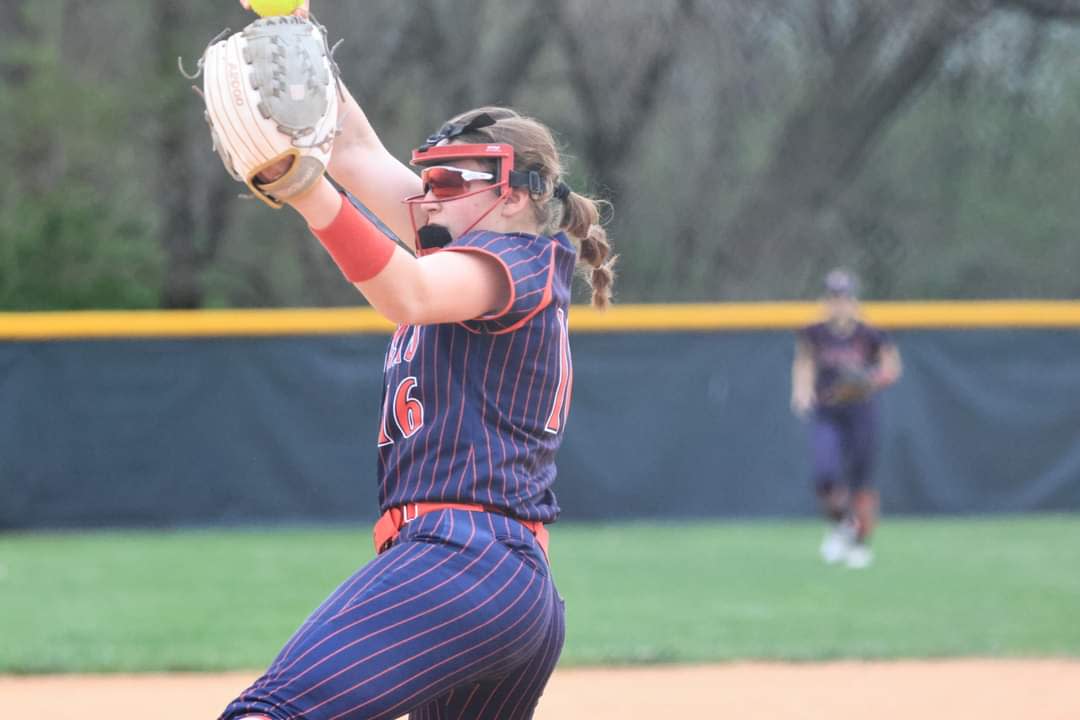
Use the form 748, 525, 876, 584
195, 14, 339, 207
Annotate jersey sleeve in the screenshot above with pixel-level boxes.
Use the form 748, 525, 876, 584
443, 231, 556, 334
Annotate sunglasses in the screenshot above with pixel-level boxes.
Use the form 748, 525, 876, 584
420, 165, 496, 199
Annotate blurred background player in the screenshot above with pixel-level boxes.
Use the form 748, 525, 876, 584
791, 269, 902, 569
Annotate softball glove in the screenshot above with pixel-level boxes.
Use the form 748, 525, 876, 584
189, 16, 341, 207
823, 367, 877, 405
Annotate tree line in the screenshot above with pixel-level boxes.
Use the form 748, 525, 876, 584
3, 0, 1080, 310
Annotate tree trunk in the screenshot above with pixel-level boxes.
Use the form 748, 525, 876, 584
553, 0, 700, 206
153, 2, 234, 309
711, 1, 992, 298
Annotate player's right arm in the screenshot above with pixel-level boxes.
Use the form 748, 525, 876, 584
276, 179, 511, 326
791, 336, 816, 418
326, 85, 424, 250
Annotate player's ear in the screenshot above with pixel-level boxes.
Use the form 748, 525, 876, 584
500, 187, 533, 218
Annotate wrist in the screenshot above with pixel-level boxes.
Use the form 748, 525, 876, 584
310, 194, 397, 283
288, 178, 339, 225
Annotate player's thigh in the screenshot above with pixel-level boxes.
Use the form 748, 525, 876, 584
845, 405, 879, 472
411, 589, 565, 720
221, 533, 557, 720
810, 414, 844, 477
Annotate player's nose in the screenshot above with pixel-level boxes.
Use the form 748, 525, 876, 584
419, 194, 442, 213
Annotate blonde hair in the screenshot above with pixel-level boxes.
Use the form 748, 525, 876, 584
448, 107, 617, 309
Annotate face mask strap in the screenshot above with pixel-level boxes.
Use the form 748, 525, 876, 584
460, 194, 511, 236
416, 113, 497, 152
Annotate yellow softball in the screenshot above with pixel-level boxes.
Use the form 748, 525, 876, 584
249, 0, 304, 17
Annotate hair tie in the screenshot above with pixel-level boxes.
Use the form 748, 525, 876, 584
553, 181, 571, 201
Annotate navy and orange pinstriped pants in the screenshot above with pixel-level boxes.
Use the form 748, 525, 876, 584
811, 400, 879, 491
220, 509, 565, 720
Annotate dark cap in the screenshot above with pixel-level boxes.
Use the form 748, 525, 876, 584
824, 269, 857, 297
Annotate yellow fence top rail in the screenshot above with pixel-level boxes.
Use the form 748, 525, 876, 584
0, 301, 1078, 340
570, 301, 1080, 331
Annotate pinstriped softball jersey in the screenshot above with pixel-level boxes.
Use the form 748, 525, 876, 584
221, 230, 575, 720
378, 230, 577, 522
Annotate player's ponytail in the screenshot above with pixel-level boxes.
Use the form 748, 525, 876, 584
561, 191, 616, 310
447, 106, 617, 309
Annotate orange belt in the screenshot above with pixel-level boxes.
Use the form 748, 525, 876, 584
373, 502, 549, 560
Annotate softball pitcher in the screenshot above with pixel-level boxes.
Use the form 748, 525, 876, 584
791, 269, 901, 569
197, 3, 616, 718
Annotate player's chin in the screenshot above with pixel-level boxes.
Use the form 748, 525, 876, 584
418, 223, 454, 249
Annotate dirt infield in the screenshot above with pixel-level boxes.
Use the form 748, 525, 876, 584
4, 660, 1078, 719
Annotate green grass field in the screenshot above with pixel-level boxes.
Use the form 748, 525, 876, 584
1, 515, 1077, 674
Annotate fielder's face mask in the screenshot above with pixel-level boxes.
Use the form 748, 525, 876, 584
404, 113, 548, 252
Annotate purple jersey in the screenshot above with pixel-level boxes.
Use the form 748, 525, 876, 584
799, 321, 888, 403
375, 229, 577, 524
